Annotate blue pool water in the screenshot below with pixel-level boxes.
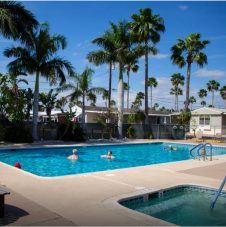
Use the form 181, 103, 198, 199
120, 185, 226, 226
0, 142, 226, 177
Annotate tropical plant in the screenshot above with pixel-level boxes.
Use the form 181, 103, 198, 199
131, 92, 144, 110
130, 8, 165, 124
220, 86, 226, 108
170, 73, 184, 111
207, 80, 220, 107
39, 89, 58, 121
201, 100, 206, 107
0, 1, 38, 45
4, 24, 74, 140
148, 77, 158, 109
198, 89, 207, 107
124, 52, 139, 109
127, 126, 136, 138
56, 97, 68, 113
171, 33, 210, 111
188, 96, 196, 110
23, 88, 33, 120
87, 30, 117, 109
170, 87, 183, 111
58, 67, 104, 124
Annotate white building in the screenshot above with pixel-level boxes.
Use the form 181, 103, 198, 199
190, 107, 226, 136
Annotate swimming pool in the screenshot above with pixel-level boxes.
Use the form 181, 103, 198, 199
120, 185, 226, 226
0, 142, 226, 177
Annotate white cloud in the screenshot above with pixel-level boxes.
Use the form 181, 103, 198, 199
150, 53, 170, 59
179, 5, 189, 11
193, 68, 226, 78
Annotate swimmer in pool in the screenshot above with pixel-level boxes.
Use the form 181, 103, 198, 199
164, 145, 177, 151
68, 149, 79, 160
101, 150, 115, 159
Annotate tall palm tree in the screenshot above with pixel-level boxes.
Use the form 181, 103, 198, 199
108, 21, 131, 138
198, 89, 207, 107
130, 8, 165, 124
56, 97, 68, 113
171, 33, 210, 111
207, 80, 220, 107
170, 87, 183, 111
4, 24, 74, 140
39, 89, 58, 121
124, 52, 139, 110
170, 73, 184, 111
58, 67, 104, 124
220, 86, 226, 108
87, 30, 117, 109
0, 1, 38, 45
148, 77, 158, 109
188, 96, 196, 110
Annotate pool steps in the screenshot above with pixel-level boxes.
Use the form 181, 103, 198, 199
190, 143, 212, 161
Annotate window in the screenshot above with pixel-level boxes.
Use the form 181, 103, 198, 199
199, 115, 210, 126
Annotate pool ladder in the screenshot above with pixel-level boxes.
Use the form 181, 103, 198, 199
210, 176, 226, 209
189, 143, 212, 161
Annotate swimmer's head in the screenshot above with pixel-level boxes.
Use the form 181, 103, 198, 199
169, 145, 172, 148
107, 150, 112, 155
72, 149, 77, 154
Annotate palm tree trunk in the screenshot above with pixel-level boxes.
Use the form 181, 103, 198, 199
108, 62, 112, 109
150, 86, 153, 109
212, 91, 214, 107
82, 94, 85, 125
185, 62, 191, 111
127, 70, 130, 110
144, 42, 149, 125
117, 63, 124, 138
32, 71, 40, 140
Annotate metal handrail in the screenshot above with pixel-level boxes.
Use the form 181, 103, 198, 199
190, 143, 213, 161
190, 143, 204, 158
210, 176, 226, 209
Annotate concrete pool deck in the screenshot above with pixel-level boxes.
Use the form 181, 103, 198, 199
0, 140, 226, 226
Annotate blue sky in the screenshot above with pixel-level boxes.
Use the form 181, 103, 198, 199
0, 1, 226, 109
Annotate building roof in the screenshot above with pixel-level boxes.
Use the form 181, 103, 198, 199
191, 107, 226, 115
82, 105, 172, 116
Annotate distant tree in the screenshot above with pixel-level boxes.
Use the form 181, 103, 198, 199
198, 89, 207, 107
148, 77, 158, 109
207, 80, 220, 107
188, 96, 196, 110
23, 88, 33, 120
153, 103, 159, 110
171, 33, 209, 111
56, 97, 68, 113
170, 73, 184, 111
220, 86, 226, 108
39, 89, 58, 121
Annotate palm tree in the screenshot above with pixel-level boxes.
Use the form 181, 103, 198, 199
4, 24, 74, 140
56, 97, 68, 113
171, 33, 210, 111
220, 86, 226, 108
201, 100, 206, 107
148, 77, 158, 109
23, 88, 33, 120
198, 89, 207, 107
0, 1, 38, 45
207, 80, 220, 107
108, 21, 131, 137
188, 96, 196, 110
87, 30, 117, 110
130, 8, 165, 124
58, 67, 104, 124
39, 89, 58, 121
124, 52, 139, 110
170, 73, 184, 111
170, 87, 183, 111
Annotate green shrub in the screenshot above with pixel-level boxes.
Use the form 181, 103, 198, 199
57, 122, 86, 141
127, 126, 136, 138
4, 124, 33, 143
128, 111, 145, 123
